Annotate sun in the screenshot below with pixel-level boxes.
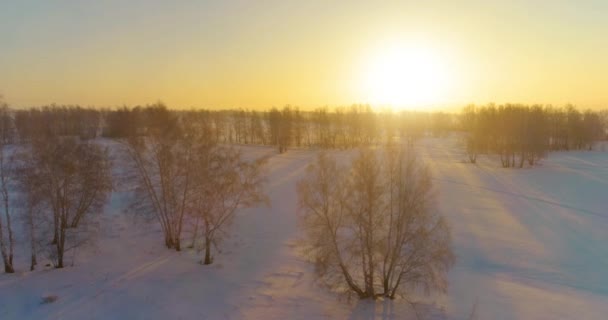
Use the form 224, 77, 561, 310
361, 43, 452, 109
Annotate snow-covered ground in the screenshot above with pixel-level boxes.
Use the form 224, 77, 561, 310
2, 136, 608, 319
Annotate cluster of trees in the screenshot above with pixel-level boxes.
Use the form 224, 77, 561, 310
122, 106, 268, 264
461, 104, 606, 167
17, 137, 112, 269
0, 106, 112, 270
297, 146, 454, 299
0, 103, 268, 272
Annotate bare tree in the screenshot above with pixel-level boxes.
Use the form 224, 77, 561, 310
124, 106, 268, 261
21, 138, 112, 268
0, 124, 15, 273
381, 145, 454, 298
24, 193, 43, 271
461, 105, 481, 163
124, 106, 196, 251
297, 147, 454, 299
15, 154, 45, 271
268, 108, 284, 152
0, 102, 14, 145
297, 153, 355, 293
190, 146, 268, 265
582, 110, 604, 150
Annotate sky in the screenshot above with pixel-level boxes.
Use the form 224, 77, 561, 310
1, 0, 607, 110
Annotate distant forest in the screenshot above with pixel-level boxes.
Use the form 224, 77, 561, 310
3, 102, 607, 164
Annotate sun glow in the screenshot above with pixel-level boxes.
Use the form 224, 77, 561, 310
361, 43, 453, 110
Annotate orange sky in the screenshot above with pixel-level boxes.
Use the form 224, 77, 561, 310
1, 1, 607, 110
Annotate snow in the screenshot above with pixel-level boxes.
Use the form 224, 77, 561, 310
2, 136, 608, 319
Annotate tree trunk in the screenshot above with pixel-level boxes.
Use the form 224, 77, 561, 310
0, 226, 14, 273
469, 153, 477, 164
52, 214, 59, 245
3, 260, 13, 273
189, 216, 200, 248
3, 205, 14, 274
203, 237, 213, 265
56, 224, 65, 268
56, 243, 64, 269
165, 236, 173, 249
30, 253, 37, 271
164, 227, 174, 249
29, 207, 37, 271
175, 236, 181, 252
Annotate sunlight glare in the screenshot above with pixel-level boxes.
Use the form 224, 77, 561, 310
362, 43, 452, 109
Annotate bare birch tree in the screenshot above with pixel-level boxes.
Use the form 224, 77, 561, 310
297, 147, 454, 299
381, 145, 454, 298
0, 98, 15, 273
0, 131, 15, 273
21, 138, 112, 268
123, 107, 194, 251
15, 153, 46, 271
190, 146, 268, 265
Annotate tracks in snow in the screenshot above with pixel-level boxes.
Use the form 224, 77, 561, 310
50, 254, 170, 320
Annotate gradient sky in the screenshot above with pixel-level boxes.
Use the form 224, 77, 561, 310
1, 0, 607, 109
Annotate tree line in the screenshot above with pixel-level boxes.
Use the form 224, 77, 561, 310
101, 104, 456, 151
461, 104, 606, 167
5, 103, 606, 159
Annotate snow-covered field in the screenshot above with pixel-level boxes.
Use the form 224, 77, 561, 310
2, 136, 608, 319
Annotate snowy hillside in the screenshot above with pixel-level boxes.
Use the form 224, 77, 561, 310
2, 136, 608, 319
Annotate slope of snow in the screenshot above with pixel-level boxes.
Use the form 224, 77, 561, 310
2, 137, 608, 319
419, 137, 608, 319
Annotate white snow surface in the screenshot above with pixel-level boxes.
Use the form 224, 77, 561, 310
2, 136, 608, 319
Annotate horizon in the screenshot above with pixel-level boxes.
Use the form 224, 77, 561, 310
1, 1, 608, 110
2, 102, 606, 114
4, 102, 605, 113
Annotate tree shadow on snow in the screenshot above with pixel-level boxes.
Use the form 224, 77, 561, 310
348, 298, 448, 320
